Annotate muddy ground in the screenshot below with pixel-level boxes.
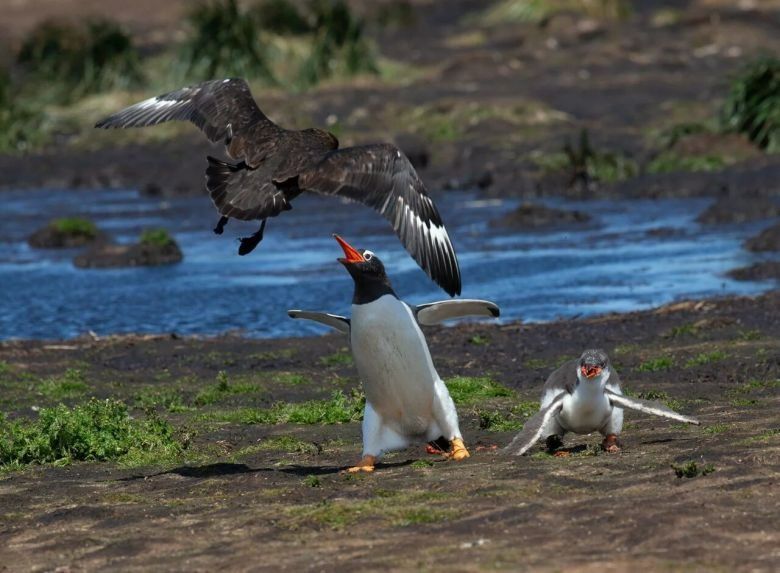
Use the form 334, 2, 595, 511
0, 291, 778, 572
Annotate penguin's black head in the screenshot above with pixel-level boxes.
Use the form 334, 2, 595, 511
333, 234, 396, 304
578, 348, 609, 380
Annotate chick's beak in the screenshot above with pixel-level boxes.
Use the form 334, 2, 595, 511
581, 365, 603, 379
333, 234, 364, 264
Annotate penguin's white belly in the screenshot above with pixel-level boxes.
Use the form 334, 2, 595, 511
350, 296, 438, 437
559, 387, 612, 434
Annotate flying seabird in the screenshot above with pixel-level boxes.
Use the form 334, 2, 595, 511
95, 78, 462, 296
504, 349, 700, 456
288, 234, 500, 472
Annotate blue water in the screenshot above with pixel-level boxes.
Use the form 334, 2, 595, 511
0, 188, 774, 340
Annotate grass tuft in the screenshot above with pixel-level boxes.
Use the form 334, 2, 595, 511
636, 356, 675, 372
445, 376, 513, 405
39, 368, 90, 400
194, 371, 260, 406
684, 350, 727, 368
206, 389, 364, 425
671, 461, 715, 478
319, 350, 353, 366
17, 20, 143, 101
181, 0, 275, 82
720, 57, 780, 152
0, 398, 183, 471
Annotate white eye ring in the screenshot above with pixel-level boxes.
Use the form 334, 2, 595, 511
363, 250, 374, 261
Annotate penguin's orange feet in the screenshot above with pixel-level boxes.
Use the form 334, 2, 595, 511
346, 455, 376, 473
445, 438, 470, 461
602, 434, 621, 453
552, 450, 571, 458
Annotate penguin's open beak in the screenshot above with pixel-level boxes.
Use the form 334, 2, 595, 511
333, 234, 364, 264
581, 365, 603, 379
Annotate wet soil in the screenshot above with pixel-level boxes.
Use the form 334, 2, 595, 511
0, 291, 778, 572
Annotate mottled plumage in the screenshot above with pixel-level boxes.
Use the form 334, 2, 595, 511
95, 79, 461, 295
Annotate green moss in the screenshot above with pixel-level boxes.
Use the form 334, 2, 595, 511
523, 358, 547, 369
253, 435, 319, 455
666, 323, 699, 338
319, 350, 353, 366
647, 152, 728, 174
731, 397, 759, 407
0, 398, 183, 471
205, 390, 364, 425
52, 218, 98, 238
743, 428, 780, 443
445, 376, 513, 405
684, 350, 728, 368
477, 401, 538, 432
736, 329, 762, 341
636, 356, 675, 372
39, 368, 90, 400
139, 228, 175, 247
410, 459, 435, 469
303, 474, 321, 488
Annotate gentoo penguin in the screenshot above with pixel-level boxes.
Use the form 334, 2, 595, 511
504, 349, 700, 456
288, 235, 500, 472
95, 78, 461, 295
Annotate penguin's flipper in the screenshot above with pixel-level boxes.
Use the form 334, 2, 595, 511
606, 390, 700, 425
503, 392, 565, 456
414, 299, 500, 326
287, 310, 350, 334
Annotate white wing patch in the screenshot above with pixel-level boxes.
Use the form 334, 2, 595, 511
503, 393, 566, 456
287, 310, 350, 334
606, 391, 700, 425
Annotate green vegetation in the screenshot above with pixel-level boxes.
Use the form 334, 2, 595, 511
134, 386, 191, 413
53, 218, 98, 239
255, 435, 319, 455
17, 20, 143, 102
636, 356, 675, 372
303, 474, 321, 487
671, 461, 715, 479
0, 68, 49, 153
139, 228, 176, 248
273, 373, 311, 386
684, 350, 727, 368
523, 358, 547, 369
445, 376, 513, 405
477, 401, 537, 432
728, 378, 780, 396
469, 335, 490, 346
0, 398, 183, 471
410, 459, 435, 469
702, 423, 730, 435
478, 0, 631, 25
194, 371, 260, 406
647, 152, 728, 174
666, 323, 699, 338
743, 428, 780, 443
319, 350, 353, 366
253, 0, 312, 35
39, 368, 90, 400
286, 491, 451, 530
299, 0, 377, 87
181, 0, 275, 82
205, 390, 364, 425
534, 130, 637, 185
720, 57, 780, 152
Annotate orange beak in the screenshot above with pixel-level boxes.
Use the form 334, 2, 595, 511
333, 234, 364, 264
581, 365, 603, 379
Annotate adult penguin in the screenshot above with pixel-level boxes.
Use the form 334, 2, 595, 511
289, 235, 500, 472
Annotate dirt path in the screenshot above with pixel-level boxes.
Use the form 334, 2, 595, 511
0, 291, 778, 571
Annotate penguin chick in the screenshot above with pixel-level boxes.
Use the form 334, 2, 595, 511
504, 349, 700, 456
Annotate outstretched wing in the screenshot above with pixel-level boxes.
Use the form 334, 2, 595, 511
95, 78, 274, 156
287, 310, 351, 334
606, 390, 700, 425
503, 392, 566, 456
414, 299, 500, 326
297, 144, 462, 296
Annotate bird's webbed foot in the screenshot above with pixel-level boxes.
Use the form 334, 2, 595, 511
237, 219, 267, 256
213, 216, 229, 235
